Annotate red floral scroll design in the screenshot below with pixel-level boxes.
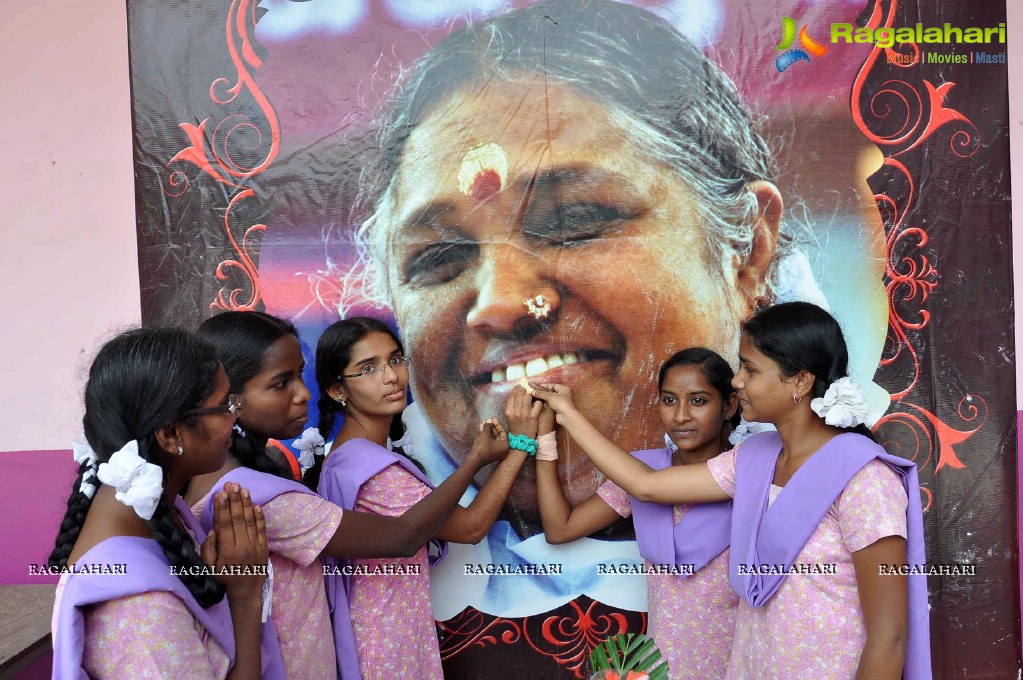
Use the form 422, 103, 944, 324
874, 396, 989, 511
161, 0, 280, 311
437, 609, 522, 658
851, 0, 983, 486
522, 599, 634, 678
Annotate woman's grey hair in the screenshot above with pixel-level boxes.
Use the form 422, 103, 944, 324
344, 0, 797, 313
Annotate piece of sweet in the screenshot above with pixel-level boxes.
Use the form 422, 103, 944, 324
517, 376, 536, 395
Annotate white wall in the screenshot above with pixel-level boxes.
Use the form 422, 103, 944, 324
0, 2, 139, 452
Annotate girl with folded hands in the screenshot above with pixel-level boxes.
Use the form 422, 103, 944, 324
50, 328, 268, 679
185, 311, 512, 680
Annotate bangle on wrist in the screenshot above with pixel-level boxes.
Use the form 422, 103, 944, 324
508, 433, 538, 456
536, 432, 558, 461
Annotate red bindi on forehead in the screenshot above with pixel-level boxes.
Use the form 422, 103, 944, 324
457, 142, 509, 204
468, 169, 502, 202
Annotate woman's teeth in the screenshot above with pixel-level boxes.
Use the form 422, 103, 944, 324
491, 353, 579, 383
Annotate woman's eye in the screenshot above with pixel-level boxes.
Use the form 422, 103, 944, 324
662, 396, 676, 405
402, 240, 478, 286
522, 202, 632, 245
691, 398, 707, 406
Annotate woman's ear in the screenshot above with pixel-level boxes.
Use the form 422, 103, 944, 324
794, 370, 816, 402
153, 423, 183, 457
733, 181, 781, 315
724, 392, 740, 420
328, 385, 346, 403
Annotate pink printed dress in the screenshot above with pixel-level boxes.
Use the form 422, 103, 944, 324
706, 447, 908, 680
348, 463, 441, 678
53, 577, 232, 679
191, 490, 343, 680
597, 479, 738, 680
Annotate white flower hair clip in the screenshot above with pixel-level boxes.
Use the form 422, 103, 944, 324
96, 440, 164, 521
728, 418, 776, 446
387, 430, 414, 457
294, 427, 325, 471
810, 377, 870, 429
72, 440, 100, 499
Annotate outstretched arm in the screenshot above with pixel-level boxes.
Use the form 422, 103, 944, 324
532, 383, 728, 505
319, 420, 510, 559
534, 405, 622, 543
437, 387, 535, 543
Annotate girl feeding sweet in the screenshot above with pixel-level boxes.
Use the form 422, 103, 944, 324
535, 347, 741, 679
531, 302, 929, 680
305, 316, 541, 678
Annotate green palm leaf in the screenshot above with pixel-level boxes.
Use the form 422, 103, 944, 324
588, 633, 669, 680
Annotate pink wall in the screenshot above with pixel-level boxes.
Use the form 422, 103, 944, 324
0, 2, 139, 583
0, 2, 140, 453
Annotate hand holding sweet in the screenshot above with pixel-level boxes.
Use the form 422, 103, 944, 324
505, 385, 543, 439
469, 418, 510, 467
527, 382, 577, 419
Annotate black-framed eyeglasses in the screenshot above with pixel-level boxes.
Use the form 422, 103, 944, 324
185, 393, 243, 417
341, 356, 411, 379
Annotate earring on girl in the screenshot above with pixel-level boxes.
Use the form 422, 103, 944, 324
176, 445, 184, 456
792, 393, 802, 404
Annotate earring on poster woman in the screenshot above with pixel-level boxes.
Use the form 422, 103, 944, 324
176, 445, 184, 456
792, 393, 801, 404
337, 395, 346, 408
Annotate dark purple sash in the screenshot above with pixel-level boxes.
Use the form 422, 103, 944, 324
52, 518, 235, 678
196, 469, 315, 680
731, 431, 931, 679
317, 438, 448, 680
627, 448, 731, 571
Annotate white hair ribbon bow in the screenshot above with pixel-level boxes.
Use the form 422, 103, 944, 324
810, 377, 870, 429
728, 418, 776, 446
293, 427, 325, 471
96, 440, 164, 521
72, 440, 100, 499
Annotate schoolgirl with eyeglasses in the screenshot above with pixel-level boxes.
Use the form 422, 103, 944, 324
183, 311, 512, 679
50, 328, 268, 679
307, 316, 540, 679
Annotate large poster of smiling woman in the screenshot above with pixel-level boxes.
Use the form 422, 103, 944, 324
128, 0, 1014, 677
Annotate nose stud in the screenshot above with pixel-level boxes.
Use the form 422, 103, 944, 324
525, 294, 552, 320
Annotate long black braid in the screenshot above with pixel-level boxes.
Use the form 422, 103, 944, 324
48, 328, 226, 607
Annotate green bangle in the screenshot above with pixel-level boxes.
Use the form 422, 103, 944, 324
508, 433, 538, 456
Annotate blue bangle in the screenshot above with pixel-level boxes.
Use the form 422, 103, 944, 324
508, 433, 538, 456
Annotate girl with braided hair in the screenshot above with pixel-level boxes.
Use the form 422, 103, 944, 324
49, 327, 268, 679
185, 310, 513, 679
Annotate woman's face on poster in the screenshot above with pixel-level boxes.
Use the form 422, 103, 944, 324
382, 80, 772, 510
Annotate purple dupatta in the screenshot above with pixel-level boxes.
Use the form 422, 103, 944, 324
317, 438, 449, 680
196, 467, 315, 680
730, 431, 931, 679
52, 502, 235, 679
627, 448, 731, 571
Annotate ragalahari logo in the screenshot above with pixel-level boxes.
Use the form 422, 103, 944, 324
775, 17, 829, 72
